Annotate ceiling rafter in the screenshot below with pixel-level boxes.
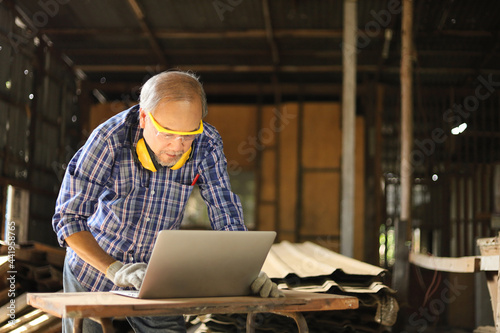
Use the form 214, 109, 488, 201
40, 28, 345, 38
39, 28, 499, 39
75, 64, 500, 75
62, 48, 346, 57
126, 0, 167, 69
9, 0, 499, 95
261, 0, 280, 66
436, 0, 456, 31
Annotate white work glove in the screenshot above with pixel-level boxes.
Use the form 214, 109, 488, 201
250, 272, 283, 298
105, 261, 147, 290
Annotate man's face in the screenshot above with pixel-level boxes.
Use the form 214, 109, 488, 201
140, 97, 202, 167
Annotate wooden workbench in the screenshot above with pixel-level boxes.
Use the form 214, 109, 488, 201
27, 290, 358, 333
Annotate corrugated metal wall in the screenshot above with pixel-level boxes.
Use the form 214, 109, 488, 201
375, 84, 500, 266
0, 4, 78, 245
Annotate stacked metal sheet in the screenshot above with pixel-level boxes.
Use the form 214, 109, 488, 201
192, 241, 398, 332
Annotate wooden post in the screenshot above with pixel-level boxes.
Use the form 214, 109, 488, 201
400, 0, 414, 242
340, 0, 357, 257
374, 84, 384, 262
392, 0, 413, 303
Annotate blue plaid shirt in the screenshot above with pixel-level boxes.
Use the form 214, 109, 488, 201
53, 105, 246, 292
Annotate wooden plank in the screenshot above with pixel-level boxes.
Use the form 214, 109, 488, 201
409, 252, 479, 273
409, 251, 500, 272
0, 309, 44, 333
204, 104, 258, 170
27, 291, 358, 319
258, 204, 275, 231
481, 256, 500, 271
0, 292, 30, 324
279, 103, 299, 239
259, 149, 276, 202
301, 172, 340, 237
302, 103, 341, 169
31, 242, 66, 268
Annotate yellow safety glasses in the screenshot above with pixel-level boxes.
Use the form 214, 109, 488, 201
147, 112, 203, 144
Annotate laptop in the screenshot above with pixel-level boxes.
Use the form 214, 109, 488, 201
112, 230, 276, 299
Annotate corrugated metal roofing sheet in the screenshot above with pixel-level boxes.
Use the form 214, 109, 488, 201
263, 241, 387, 279
198, 241, 398, 331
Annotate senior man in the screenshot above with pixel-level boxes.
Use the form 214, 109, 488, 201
53, 70, 279, 333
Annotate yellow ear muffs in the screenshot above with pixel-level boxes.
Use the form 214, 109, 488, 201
169, 147, 192, 170
136, 138, 159, 172
134, 138, 192, 172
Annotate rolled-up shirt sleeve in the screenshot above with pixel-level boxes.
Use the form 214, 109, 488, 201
52, 130, 114, 247
198, 140, 247, 232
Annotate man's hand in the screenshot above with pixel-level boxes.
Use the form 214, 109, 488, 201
250, 272, 283, 298
106, 261, 147, 290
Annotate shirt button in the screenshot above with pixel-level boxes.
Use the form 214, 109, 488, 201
146, 217, 150, 221
151, 190, 155, 194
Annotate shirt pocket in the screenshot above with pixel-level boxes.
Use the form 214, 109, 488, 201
98, 159, 148, 230
146, 178, 194, 229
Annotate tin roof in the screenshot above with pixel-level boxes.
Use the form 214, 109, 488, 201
4, 0, 500, 99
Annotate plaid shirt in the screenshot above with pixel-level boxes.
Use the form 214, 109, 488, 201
53, 105, 246, 292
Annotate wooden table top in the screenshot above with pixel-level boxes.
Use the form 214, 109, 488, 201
27, 291, 358, 319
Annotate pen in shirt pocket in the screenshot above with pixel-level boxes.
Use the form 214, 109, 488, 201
190, 174, 200, 186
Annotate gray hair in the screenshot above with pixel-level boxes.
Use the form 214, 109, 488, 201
139, 70, 208, 118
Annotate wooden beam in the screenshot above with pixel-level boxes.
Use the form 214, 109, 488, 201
40, 29, 347, 39
409, 251, 500, 272
261, 0, 280, 66
392, 0, 414, 305
409, 252, 479, 273
436, 0, 455, 31
39, 28, 499, 39
74, 64, 500, 75
418, 30, 495, 38
86, 81, 361, 96
77, 64, 353, 73
126, 0, 168, 69
400, 0, 414, 238
63, 48, 271, 56
63, 47, 485, 60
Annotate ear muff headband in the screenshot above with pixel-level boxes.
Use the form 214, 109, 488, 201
135, 137, 192, 172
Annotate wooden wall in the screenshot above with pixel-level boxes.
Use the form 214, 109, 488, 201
89, 101, 366, 260
209, 102, 365, 259
249, 102, 365, 258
